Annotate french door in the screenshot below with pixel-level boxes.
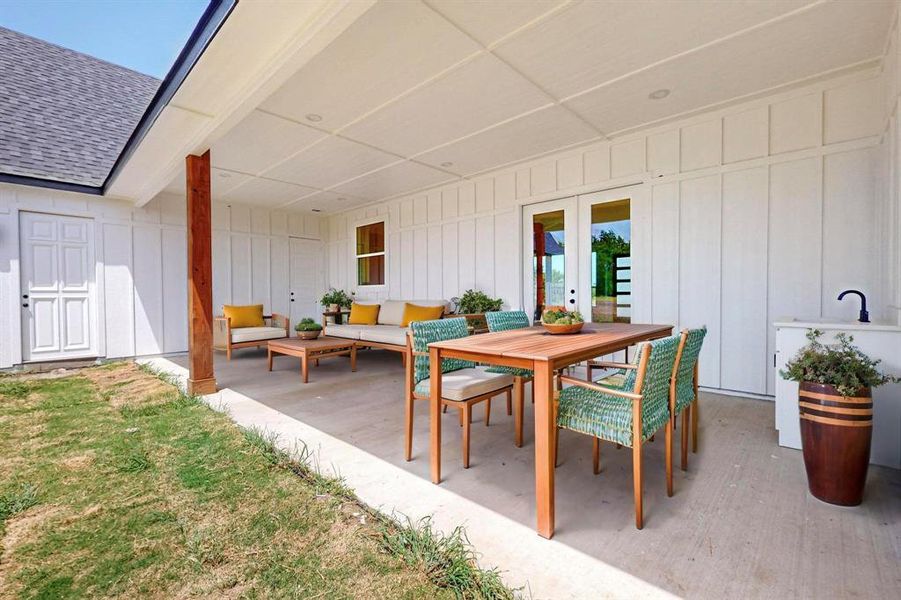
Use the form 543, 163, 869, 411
288, 237, 324, 325
19, 211, 98, 362
522, 185, 639, 326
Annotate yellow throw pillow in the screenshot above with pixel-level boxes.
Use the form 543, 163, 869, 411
223, 304, 264, 328
400, 303, 445, 327
348, 303, 380, 325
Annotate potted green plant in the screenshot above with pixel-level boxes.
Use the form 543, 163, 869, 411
320, 288, 353, 313
780, 329, 898, 506
294, 318, 323, 340
455, 289, 503, 314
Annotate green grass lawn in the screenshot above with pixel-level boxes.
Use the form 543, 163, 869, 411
0, 363, 512, 599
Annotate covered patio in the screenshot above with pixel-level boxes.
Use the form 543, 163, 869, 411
159, 348, 901, 598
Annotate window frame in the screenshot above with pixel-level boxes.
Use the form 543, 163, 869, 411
354, 217, 387, 289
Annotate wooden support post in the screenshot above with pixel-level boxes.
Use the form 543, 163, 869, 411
186, 151, 217, 396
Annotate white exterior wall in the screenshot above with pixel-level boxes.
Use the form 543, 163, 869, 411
326, 69, 885, 397
0, 185, 323, 367
877, 8, 901, 330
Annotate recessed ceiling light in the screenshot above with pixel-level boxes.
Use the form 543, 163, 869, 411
305, 113, 323, 122
337, 197, 346, 201
648, 89, 670, 100
440, 161, 453, 168
312, 208, 322, 212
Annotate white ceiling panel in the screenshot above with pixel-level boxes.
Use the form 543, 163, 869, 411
284, 190, 364, 212
264, 136, 400, 189
564, 0, 893, 135
416, 105, 598, 175
210, 110, 325, 174
424, 0, 566, 46
494, 0, 813, 99
164, 167, 253, 198
343, 53, 554, 156
259, 0, 480, 131
221, 177, 317, 208
331, 161, 456, 201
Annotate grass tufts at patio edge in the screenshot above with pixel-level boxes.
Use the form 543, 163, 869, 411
239, 426, 516, 599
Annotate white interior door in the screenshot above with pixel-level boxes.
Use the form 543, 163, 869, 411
289, 237, 324, 325
20, 212, 97, 362
521, 197, 579, 321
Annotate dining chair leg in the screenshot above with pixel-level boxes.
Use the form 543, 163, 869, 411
507, 388, 512, 416
443, 405, 448, 414
462, 403, 472, 468
459, 408, 464, 427
681, 406, 689, 471
691, 398, 699, 453
514, 378, 524, 447
616, 443, 622, 450
665, 419, 673, 497
649, 434, 655, 443
554, 427, 560, 467
633, 406, 643, 530
485, 397, 492, 427
405, 392, 414, 462
592, 437, 600, 475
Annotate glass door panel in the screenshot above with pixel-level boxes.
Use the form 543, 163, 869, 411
522, 197, 578, 322
588, 198, 631, 323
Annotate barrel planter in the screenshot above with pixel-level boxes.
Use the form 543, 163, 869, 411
798, 381, 872, 506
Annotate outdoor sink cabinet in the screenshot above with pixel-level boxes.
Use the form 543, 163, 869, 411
774, 318, 901, 469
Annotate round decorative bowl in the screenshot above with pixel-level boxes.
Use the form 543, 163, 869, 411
541, 322, 584, 335
296, 329, 322, 340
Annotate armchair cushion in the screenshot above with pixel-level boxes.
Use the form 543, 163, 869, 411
415, 367, 513, 401
230, 326, 287, 343
224, 304, 264, 328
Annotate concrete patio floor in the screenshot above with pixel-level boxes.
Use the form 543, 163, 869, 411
156, 347, 901, 599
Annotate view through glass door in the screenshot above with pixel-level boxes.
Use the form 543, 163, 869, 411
522, 187, 635, 325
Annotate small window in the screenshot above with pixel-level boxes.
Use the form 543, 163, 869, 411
356, 221, 385, 286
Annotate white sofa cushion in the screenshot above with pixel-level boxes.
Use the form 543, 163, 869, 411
377, 299, 449, 325
414, 367, 514, 401
358, 325, 408, 346
231, 326, 287, 343
325, 324, 365, 340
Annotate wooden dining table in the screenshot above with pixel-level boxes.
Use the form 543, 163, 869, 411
427, 322, 673, 539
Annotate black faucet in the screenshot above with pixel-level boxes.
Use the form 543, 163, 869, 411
837, 289, 869, 323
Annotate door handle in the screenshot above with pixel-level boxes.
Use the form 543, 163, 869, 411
569, 299, 575, 305
22, 294, 28, 299
290, 299, 295, 302
22, 303, 29, 308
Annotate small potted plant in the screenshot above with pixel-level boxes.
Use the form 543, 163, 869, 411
320, 288, 353, 313
453, 289, 504, 333
294, 318, 323, 340
540, 308, 584, 335
780, 329, 898, 506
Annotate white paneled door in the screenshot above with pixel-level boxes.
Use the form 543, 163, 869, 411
19, 212, 97, 362
289, 237, 324, 325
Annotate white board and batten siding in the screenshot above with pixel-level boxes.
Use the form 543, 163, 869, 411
0, 185, 323, 367
326, 69, 887, 398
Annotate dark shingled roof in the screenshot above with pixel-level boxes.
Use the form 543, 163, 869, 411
0, 26, 160, 187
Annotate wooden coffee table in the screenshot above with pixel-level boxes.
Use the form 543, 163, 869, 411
267, 336, 356, 383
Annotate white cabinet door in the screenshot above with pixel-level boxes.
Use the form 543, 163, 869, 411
289, 237, 324, 325
20, 212, 97, 362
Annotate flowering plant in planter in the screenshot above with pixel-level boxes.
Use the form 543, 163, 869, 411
779, 328, 898, 506
320, 288, 353, 310
780, 329, 897, 396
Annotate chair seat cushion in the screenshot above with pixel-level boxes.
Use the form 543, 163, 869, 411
593, 370, 628, 388
324, 324, 364, 340
484, 365, 533, 378
415, 367, 513, 401
358, 325, 408, 346
230, 326, 286, 343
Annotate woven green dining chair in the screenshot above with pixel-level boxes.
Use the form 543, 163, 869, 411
671, 327, 707, 470
484, 310, 533, 447
405, 318, 515, 468
556, 334, 681, 529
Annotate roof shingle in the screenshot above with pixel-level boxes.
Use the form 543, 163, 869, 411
0, 26, 160, 187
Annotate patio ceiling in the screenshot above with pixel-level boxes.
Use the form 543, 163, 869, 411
159, 0, 893, 213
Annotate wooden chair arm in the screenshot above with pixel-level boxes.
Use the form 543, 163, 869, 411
559, 375, 642, 402
268, 312, 289, 332
213, 316, 230, 348
588, 361, 636, 370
